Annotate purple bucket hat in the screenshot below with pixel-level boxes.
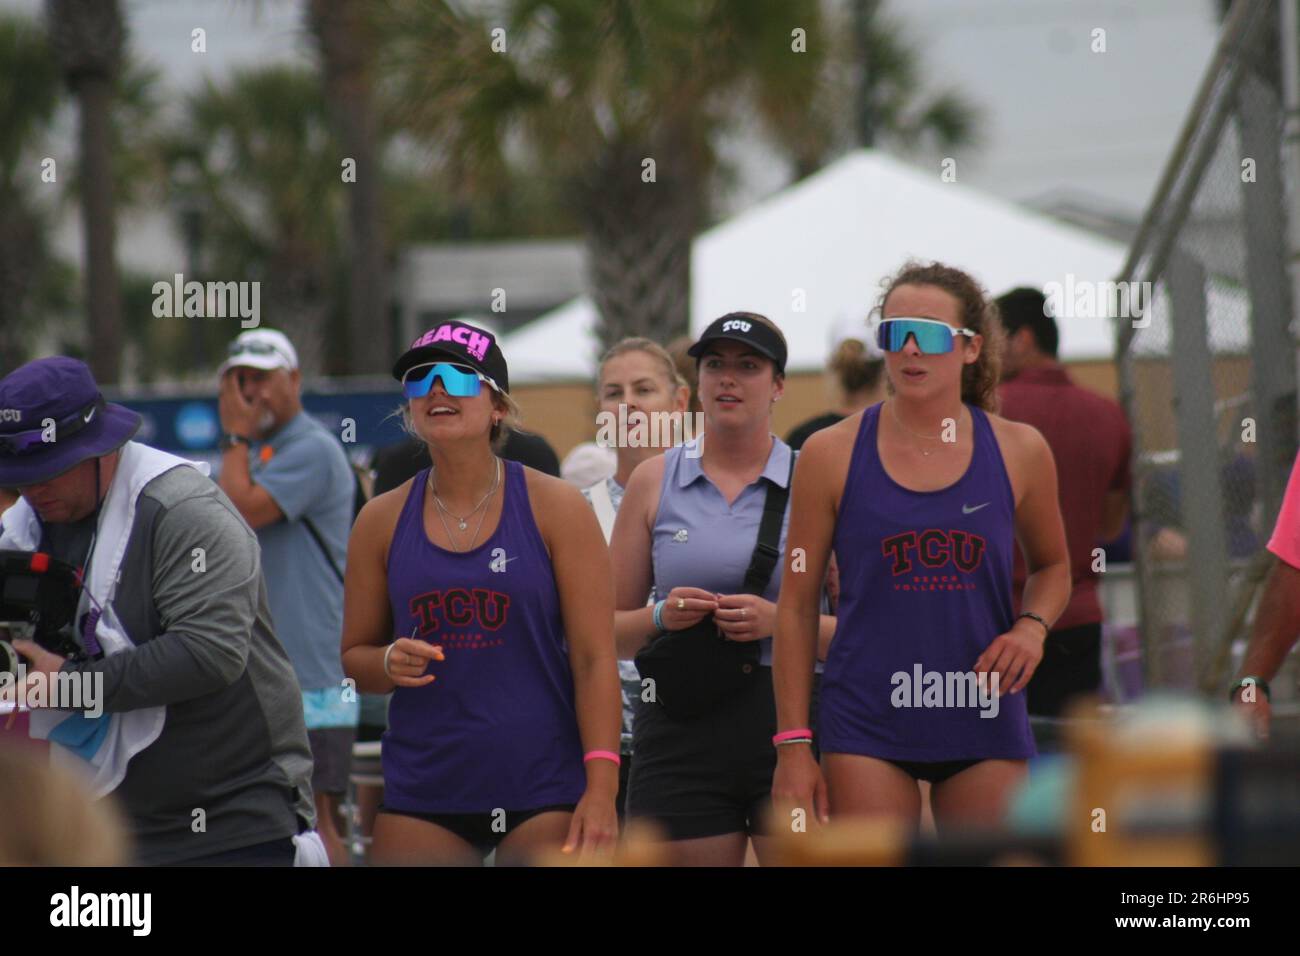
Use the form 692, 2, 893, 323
0, 357, 141, 486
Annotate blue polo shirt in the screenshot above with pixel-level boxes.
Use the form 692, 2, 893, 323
249, 411, 355, 704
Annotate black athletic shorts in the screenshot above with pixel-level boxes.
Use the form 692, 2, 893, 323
1027, 622, 1102, 718
628, 666, 820, 841
378, 804, 576, 857
887, 758, 981, 785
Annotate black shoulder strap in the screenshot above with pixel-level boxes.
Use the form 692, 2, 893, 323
302, 516, 344, 584
740, 450, 796, 596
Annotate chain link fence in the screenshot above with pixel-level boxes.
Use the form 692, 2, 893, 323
1115, 0, 1298, 700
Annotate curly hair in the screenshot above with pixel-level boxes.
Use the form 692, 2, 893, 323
874, 261, 1004, 412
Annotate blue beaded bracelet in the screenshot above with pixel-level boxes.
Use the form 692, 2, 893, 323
652, 599, 667, 633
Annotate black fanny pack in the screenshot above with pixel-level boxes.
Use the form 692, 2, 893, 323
634, 455, 794, 719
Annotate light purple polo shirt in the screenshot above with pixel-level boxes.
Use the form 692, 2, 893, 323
651, 435, 794, 667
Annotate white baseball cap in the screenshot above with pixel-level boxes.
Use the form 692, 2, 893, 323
562, 441, 617, 489
219, 329, 299, 375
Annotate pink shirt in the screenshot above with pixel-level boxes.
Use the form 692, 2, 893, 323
1267, 451, 1300, 569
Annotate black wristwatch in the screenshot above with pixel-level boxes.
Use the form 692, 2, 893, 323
219, 433, 252, 451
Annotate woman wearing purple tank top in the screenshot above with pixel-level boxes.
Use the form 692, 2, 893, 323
341, 321, 621, 865
772, 263, 1070, 834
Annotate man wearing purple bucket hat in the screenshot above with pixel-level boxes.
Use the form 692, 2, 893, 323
0, 357, 323, 866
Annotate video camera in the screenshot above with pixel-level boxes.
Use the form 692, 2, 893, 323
0, 550, 87, 678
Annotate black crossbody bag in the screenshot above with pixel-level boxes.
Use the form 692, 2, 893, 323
634, 455, 794, 720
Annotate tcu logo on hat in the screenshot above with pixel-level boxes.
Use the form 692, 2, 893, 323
0, 409, 20, 423
721, 319, 752, 333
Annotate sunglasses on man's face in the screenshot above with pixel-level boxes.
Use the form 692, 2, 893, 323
876, 317, 977, 355
402, 362, 496, 399
228, 340, 290, 360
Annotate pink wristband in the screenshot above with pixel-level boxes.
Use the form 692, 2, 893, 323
583, 750, 621, 767
772, 728, 814, 745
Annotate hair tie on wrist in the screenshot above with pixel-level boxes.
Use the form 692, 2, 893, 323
772, 728, 814, 746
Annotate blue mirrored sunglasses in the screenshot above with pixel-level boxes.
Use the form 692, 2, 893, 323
875, 317, 976, 355
401, 362, 494, 399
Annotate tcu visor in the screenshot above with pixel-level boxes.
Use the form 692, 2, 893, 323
688, 313, 787, 373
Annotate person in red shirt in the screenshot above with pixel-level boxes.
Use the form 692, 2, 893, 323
1232, 449, 1300, 739
996, 287, 1132, 718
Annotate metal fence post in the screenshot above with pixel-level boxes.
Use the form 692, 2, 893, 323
1168, 249, 1232, 687
1237, 70, 1298, 524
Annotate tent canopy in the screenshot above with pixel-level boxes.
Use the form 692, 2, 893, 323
505, 150, 1129, 384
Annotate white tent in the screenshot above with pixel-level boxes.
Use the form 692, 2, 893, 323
505, 149, 1130, 384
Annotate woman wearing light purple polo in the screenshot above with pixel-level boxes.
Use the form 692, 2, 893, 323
610, 313, 837, 866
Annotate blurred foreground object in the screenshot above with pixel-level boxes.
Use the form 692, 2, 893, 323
0, 742, 128, 865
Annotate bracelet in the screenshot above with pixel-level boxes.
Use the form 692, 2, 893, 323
1229, 676, 1271, 703
775, 737, 814, 748
652, 599, 667, 633
382, 643, 397, 679
772, 728, 814, 746
583, 750, 621, 767
1016, 611, 1050, 637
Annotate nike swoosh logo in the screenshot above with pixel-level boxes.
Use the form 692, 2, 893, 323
83, 407, 95, 424
962, 502, 990, 514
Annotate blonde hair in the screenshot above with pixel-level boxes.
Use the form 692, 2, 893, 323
598, 337, 687, 392
0, 744, 129, 865
875, 261, 1004, 412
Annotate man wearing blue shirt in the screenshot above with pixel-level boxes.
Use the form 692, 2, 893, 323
216, 329, 357, 866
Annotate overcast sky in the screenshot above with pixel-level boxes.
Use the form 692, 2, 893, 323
9, 0, 1221, 257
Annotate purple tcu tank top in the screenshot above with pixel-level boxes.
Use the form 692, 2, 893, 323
383, 460, 586, 812
820, 403, 1035, 762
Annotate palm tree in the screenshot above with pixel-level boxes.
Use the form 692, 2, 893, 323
306, 0, 390, 374
163, 65, 348, 376
45, 0, 126, 383
845, 0, 979, 153
0, 14, 66, 373
380, 0, 830, 348
380, 1, 980, 349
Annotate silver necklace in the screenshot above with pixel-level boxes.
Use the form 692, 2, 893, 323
888, 401, 956, 457
434, 497, 491, 553
428, 457, 500, 534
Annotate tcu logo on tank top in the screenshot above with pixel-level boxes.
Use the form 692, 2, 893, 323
410, 588, 510, 633
881, 530, 986, 593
